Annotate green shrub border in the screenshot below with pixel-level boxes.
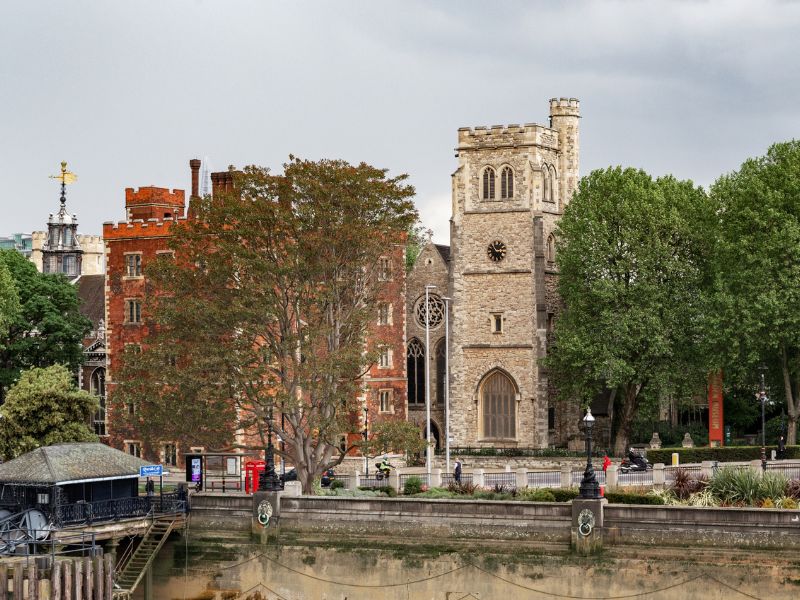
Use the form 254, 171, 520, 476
647, 446, 800, 464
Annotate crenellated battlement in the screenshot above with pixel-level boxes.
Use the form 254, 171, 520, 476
549, 97, 580, 118
456, 122, 559, 150
103, 215, 187, 239
124, 186, 185, 207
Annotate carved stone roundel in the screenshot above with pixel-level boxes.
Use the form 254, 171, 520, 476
415, 294, 445, 329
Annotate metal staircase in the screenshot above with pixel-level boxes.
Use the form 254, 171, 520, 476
113, 515, 177, 598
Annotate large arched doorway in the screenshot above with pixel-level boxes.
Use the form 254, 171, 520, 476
479, 371, 517, 440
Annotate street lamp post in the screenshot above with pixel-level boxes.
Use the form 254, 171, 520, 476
258, 405, 284, 492
424, 284, 436, 480
363, 407, 369, 476
443, 296, 451, 477
579, 408, 600, 499
758, 372, 768, 472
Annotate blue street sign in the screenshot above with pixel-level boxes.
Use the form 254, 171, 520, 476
139, 464, 163, 477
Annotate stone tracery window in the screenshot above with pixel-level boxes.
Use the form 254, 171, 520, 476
501, 166, 514, 199
482, 167, 496, 200
546, 234, 556, 263
407, 338, 425, 405
415, 294, 445, 329
480, 371, 516, 439
435, 339, 446, 406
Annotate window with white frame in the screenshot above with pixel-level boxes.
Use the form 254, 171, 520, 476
379, 389, 393, 413
378, 346, 391, 368
378, 302, 391, 326
125, 441, 141, 458
377, 257, 391, 281
125, 299, 142, 323
125, 253, 142, 277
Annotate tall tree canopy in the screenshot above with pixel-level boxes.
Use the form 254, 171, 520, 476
0, 250, 91, 403
0, 365, 98, 459
547, 167, 712, 455
115, 157, 417, 492
709, 140, 800, 444
0, 258, 20, 340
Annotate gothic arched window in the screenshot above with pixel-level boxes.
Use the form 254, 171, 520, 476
482, 167, 496, 200
480, 371, 516, 439
546, 234, 556, 263
407, 338, 425, 406
549, 165, 558, 204
91, 368, 107, 436
435, 339, 446, 406
501, 166, 514, 199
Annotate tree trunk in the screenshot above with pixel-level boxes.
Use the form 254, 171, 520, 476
612, 383, 640, 456
780, 345, 799, 445
788, 418, 798, 447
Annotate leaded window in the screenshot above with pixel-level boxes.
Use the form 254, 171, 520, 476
483, 167, 496, 200
435, 339, 446, 406
407, 338, 425, 405
481, 371, 516, 439
501, 166, 514, 199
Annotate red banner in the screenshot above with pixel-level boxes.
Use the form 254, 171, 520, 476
708, 371, 724, 446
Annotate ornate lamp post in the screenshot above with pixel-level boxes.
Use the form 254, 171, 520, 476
579, 407, 601, 499
258, 405, 284, 492
758, 372, 768, 472
363, 406, 369, 476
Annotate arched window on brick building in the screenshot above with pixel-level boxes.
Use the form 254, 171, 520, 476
407, 338, 425, 406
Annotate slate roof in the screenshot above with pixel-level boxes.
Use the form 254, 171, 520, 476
75, 274, 105, 327
434, 244, 450, 263
0, 443, 150, 485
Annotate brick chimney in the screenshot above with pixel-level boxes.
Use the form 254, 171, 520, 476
189, 159, 201, 198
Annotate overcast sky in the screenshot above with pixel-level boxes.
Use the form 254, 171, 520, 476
3, 0, 799, 242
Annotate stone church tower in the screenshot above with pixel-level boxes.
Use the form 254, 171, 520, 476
445, 98, 580, 448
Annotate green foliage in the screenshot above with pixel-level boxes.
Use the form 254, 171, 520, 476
413, 488, 456, 499
0, 365, 98, 459
405, 223, 432, 271
403, 476, 424, 495
446, 481, 478, 495
630, 419, 709, 447
786, 479, 800, 500
330, 479, 345, 490
0, 257, 20, 340
648, 446, 800, 464
376, 485, 397, 497
517, 488, 556, 502
776, 496, 798, 509
686, 488, 719, 507
708, 141, 800, 443
547, 168, 713, 454
670, 467, 708, 500
543, 488, 580, 502
603, 489, 666, 505
362, 420, 426, 458
760, 471, 789, 500
0, 250, 91, 403
707, 467, 762, 505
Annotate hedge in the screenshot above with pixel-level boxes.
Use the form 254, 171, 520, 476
647, 445, 800, 464
603, 490, 665, 505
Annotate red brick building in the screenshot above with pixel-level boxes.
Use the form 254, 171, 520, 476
104, 161, 407, 466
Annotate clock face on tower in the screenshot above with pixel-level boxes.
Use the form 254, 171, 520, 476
487, 240, 507, 262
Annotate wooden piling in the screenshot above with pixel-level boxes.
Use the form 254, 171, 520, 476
83, 557, 92, 600
93, 555, 103, 600
103, 555, 112, 600
74, 559, 82, 600
0, 564, 7, 600
27, 563, 36, 600
63, 560, 72, 600
12, 567, 22, 600
51, 561, 61, 600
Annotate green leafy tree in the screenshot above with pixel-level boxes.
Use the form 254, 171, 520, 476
0, 365, 98, 459
115, 158, 417, 493
708, 141, 800, 443
0, 258, 20, 340
362, 420, 427, 459
405, 223, 433, 271
547, 167, 712, 455
0, 250, 91, 403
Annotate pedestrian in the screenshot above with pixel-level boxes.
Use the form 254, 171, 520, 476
602, 455, 612, 472
778, 435, 786, 460
454, 460, 462, 484
145, 477, 155, 497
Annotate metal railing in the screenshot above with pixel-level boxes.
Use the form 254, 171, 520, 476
570, 470, 606, 486
398, 473, 430, 489
484, 472, 516, 489
53, 493, 187, 526
526, 471, 560, 488
441, 473, 474, 486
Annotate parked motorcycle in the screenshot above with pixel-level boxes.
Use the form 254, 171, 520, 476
619, 450, 652, 474
374, 461, 392, 480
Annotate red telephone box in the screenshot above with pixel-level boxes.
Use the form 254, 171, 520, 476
245, 460, 266, 494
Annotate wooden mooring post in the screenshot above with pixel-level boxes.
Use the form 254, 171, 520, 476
0, 554, 113, 600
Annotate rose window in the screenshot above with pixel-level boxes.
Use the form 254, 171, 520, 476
415, 294, 445, 329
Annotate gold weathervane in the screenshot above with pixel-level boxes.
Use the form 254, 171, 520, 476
50, 161, 78, 185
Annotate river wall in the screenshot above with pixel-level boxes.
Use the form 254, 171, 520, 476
189, 493, 800, 550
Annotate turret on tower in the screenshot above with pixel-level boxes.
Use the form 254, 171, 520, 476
549, 98, 580, 206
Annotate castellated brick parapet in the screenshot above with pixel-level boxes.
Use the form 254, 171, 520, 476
124, 186, 186, 221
